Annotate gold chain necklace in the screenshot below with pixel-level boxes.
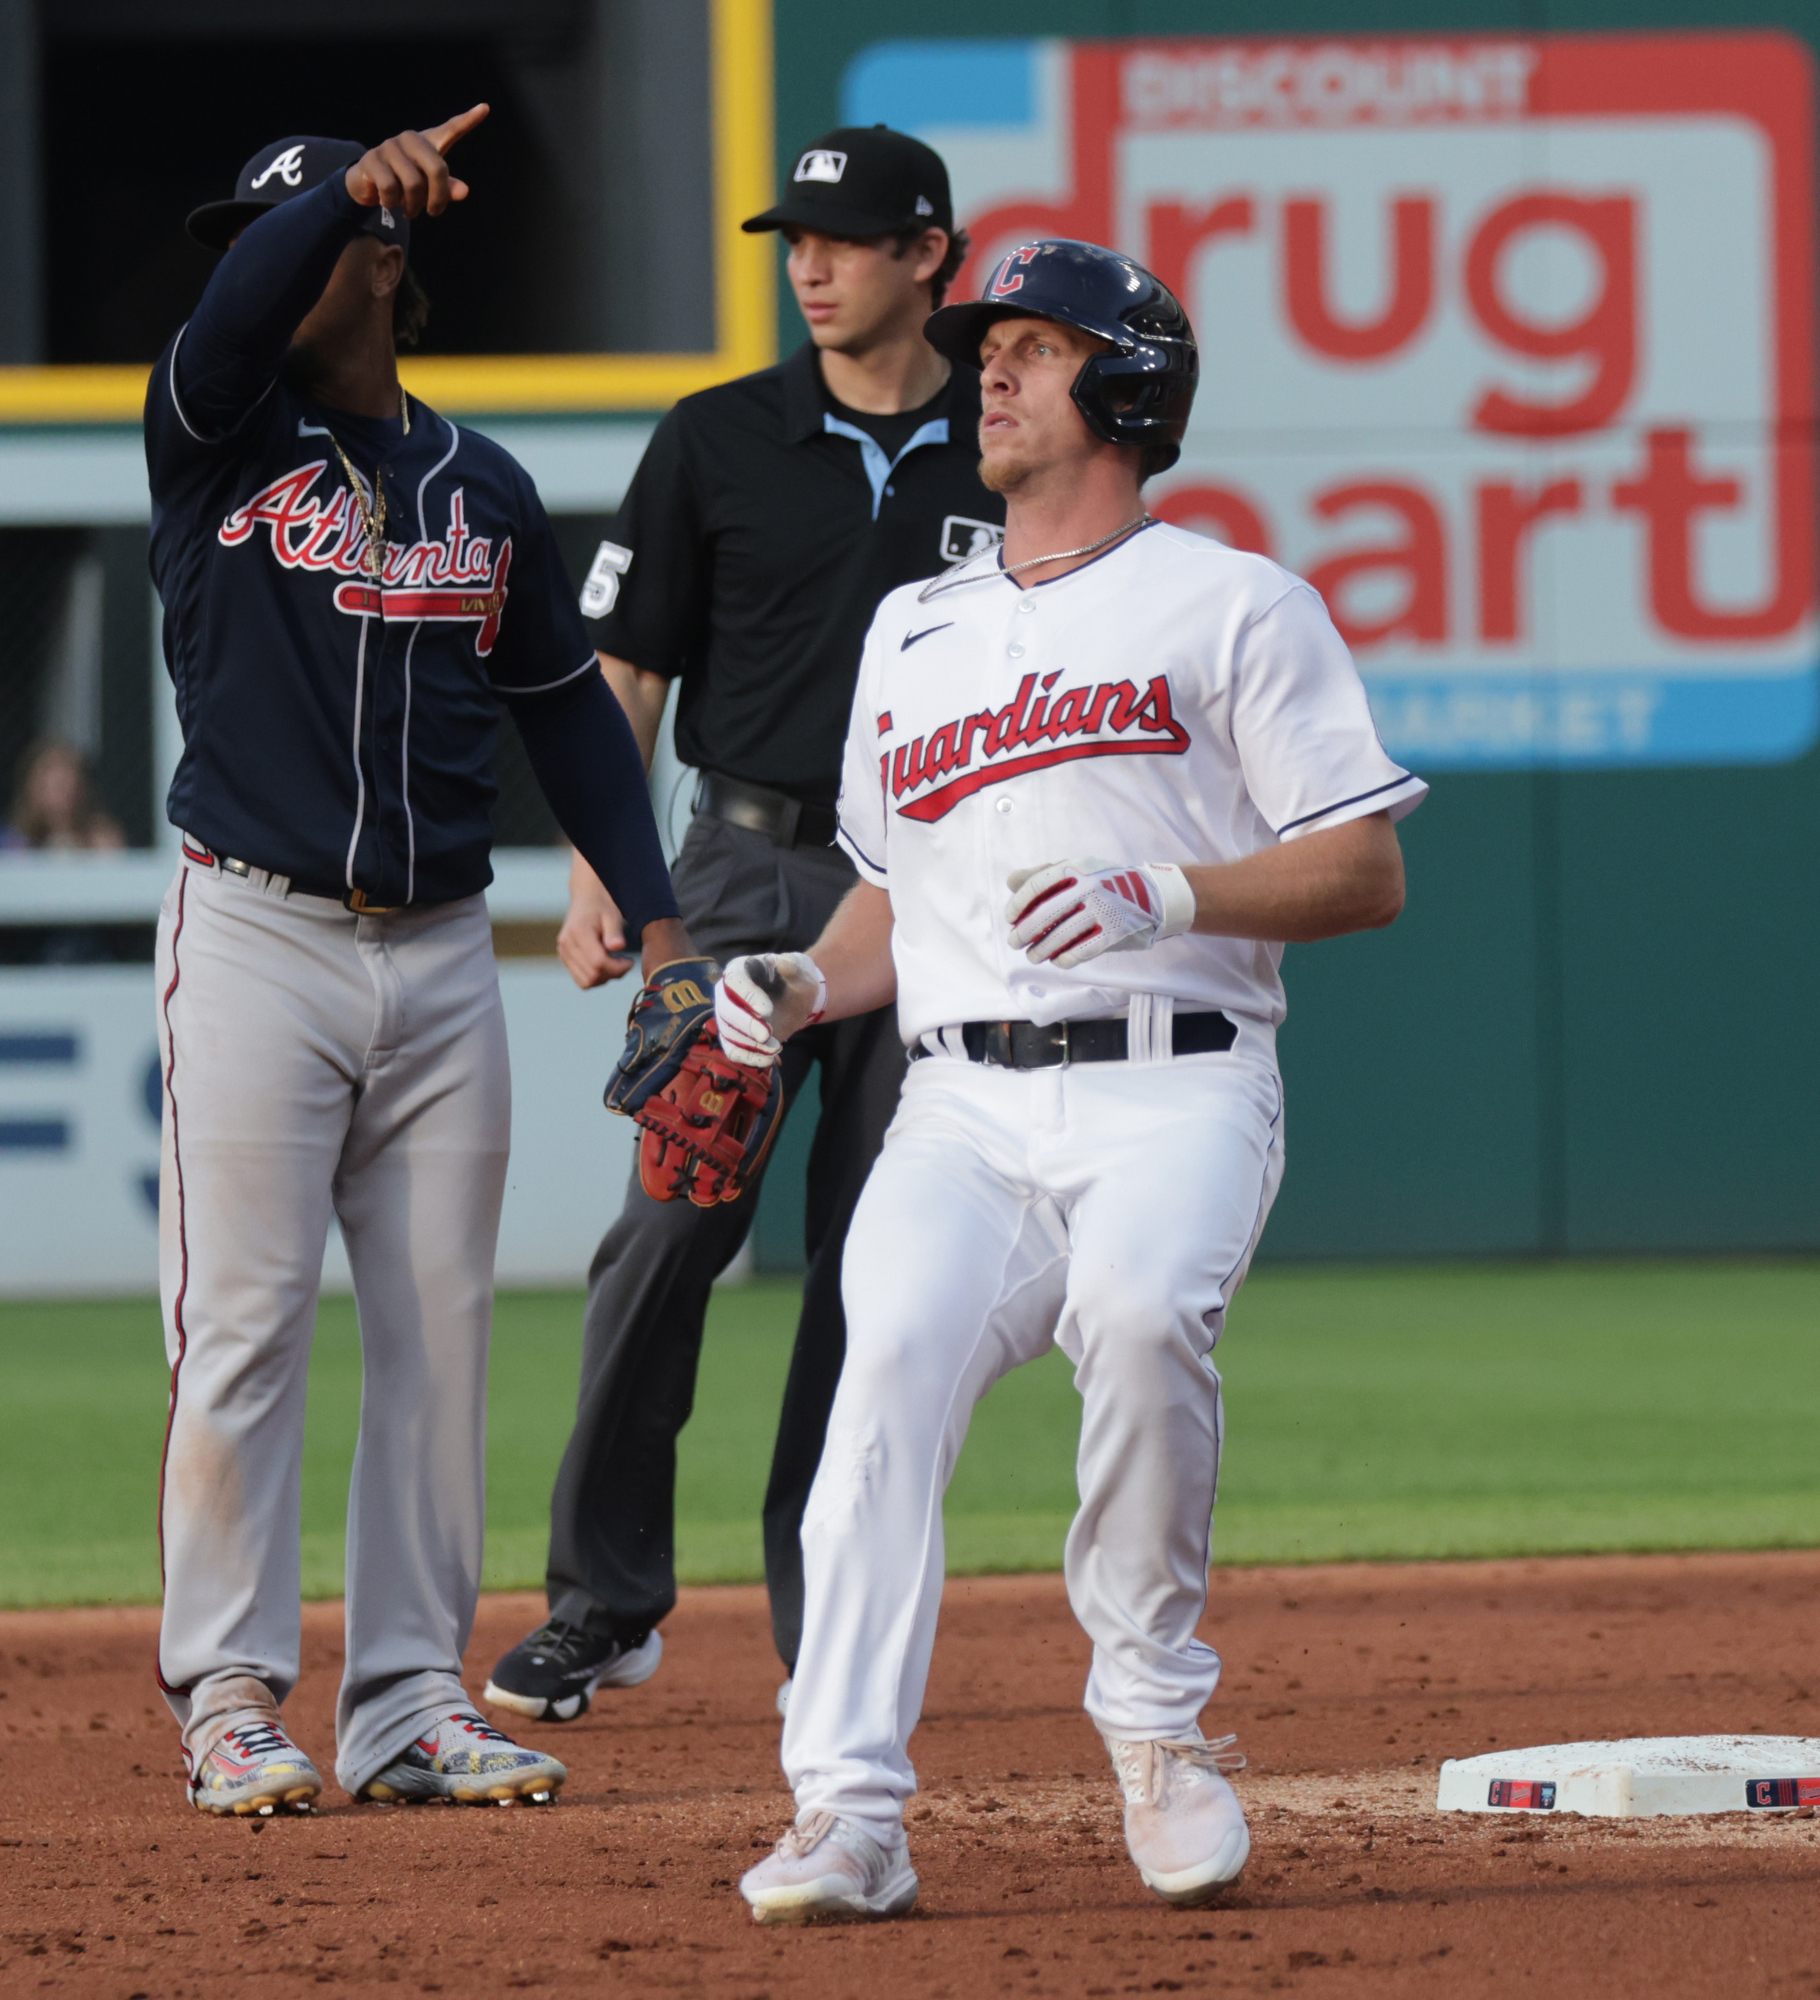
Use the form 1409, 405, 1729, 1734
325, 432, 388, 579
325, 389, 410, 581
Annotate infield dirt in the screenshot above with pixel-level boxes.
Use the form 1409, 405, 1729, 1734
3, 1552, 1819, 1998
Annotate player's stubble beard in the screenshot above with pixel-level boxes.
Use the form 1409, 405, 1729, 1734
977, 446, 1035, 496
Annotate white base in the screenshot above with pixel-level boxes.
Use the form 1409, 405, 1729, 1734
1436, 1736, 1820, 1817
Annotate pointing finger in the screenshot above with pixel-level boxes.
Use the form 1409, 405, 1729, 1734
425, 103, 490, 158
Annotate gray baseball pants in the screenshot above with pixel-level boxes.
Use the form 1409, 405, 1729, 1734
153, 850, 509, 1797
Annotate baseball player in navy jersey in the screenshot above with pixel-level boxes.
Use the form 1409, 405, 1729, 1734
716, 241, 1426, 1920
147, 109, 693, 1816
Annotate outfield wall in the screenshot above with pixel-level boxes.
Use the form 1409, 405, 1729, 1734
0, 961, 639, 1298
3, 1, 1817, 1283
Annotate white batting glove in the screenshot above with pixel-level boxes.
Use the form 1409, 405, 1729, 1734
713, 953, 828, 1068
1006, 858, 1196, 969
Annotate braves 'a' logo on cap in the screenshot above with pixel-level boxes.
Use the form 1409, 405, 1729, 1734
794, 149, 847, 184
990, 245, 1041, 297
250, 143, 306, 190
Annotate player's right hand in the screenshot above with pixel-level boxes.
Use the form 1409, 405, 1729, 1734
714, 954, 827, 1067
345, 104, 490, 218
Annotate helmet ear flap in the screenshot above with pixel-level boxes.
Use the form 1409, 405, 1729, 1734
1071, 347, 1198, 458
1068, 352, 1131, 448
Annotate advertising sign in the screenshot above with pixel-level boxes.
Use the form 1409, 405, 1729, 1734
0, 966, 637, 1297
847, 33, 1817, 767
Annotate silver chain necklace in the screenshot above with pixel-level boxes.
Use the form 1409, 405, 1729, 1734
918, 512, 1153, 603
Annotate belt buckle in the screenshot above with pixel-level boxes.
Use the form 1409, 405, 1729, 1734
1015, 1021, 1071, 1069
344, 888, 402, 915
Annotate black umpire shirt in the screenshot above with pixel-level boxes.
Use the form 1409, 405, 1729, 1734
583, 341, 1005, 804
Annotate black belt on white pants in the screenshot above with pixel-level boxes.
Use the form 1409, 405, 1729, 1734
912, 1011, 1238, 1069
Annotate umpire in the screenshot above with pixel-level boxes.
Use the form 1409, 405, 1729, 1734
484, 126, 1003, 1720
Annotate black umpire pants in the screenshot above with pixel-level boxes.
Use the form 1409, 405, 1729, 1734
543, 813, 905, 1669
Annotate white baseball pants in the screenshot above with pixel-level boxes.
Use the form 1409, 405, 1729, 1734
782, 1032, 1285, 1840
153, 853, 510, 1795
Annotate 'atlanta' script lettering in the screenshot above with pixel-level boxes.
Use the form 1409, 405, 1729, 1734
218, 463, 512, 655
880, 671, 1191, 822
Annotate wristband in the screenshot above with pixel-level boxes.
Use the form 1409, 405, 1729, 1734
796, 953, 829, 1025
1147, 864, 1197, 941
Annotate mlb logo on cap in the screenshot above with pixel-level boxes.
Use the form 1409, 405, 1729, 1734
745, 126, 954, 239
794, 149, 848, 184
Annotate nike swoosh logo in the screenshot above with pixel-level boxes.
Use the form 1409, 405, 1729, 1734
901, 623, 953, 651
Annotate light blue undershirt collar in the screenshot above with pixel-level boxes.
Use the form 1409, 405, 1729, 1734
822, 413, 950, 519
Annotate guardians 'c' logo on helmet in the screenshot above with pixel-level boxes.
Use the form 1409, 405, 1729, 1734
989, 245, 1040, 297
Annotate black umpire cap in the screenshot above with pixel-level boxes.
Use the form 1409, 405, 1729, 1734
743, 125, 952, 240
187, 135, 410, 253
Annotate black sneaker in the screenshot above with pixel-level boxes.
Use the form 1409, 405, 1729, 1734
481, 1619, 663, 1722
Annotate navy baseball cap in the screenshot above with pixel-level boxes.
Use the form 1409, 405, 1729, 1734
743, 125, 952, 240
187, 136, 410, 253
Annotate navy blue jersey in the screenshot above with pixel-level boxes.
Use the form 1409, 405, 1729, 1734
145, 174, 636, 912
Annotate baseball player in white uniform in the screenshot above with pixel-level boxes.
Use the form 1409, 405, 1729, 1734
714, 239, 1426, 1921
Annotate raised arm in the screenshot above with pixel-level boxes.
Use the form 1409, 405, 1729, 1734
172, 176, 371, 435
171, 106, 487, 437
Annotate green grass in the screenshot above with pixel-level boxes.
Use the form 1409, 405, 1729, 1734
3, 1261, 1818, 1607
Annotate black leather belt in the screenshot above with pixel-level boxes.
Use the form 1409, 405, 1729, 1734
942, 1011, 1237, 1069
699, 771, 839, 850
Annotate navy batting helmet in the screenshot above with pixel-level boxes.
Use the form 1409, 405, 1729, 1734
924, 238, 1198, 473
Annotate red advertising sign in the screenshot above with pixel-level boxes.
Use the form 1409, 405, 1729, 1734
849, 32, 1818, 766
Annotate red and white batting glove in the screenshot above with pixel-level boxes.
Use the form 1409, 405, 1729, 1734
1006, 858, 1196, 969
713, 953, 828, 1068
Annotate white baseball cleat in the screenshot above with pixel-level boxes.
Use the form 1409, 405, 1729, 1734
1105, 1732, 1249, 1906
739, 1810, 919, 1924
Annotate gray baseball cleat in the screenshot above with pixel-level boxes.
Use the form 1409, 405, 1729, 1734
358, 1710, 566, 1806
189, 1718, 323, 1817
1105, 1732, 1249, 1905
739, 1810, 919, 1923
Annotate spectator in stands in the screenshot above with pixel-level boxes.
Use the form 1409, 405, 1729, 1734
2, 740, 124, 853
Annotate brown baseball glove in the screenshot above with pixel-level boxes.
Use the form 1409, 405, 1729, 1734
604, 957, 783, 1206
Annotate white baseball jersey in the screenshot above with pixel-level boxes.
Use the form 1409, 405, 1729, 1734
835, 521, 1427, 1045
